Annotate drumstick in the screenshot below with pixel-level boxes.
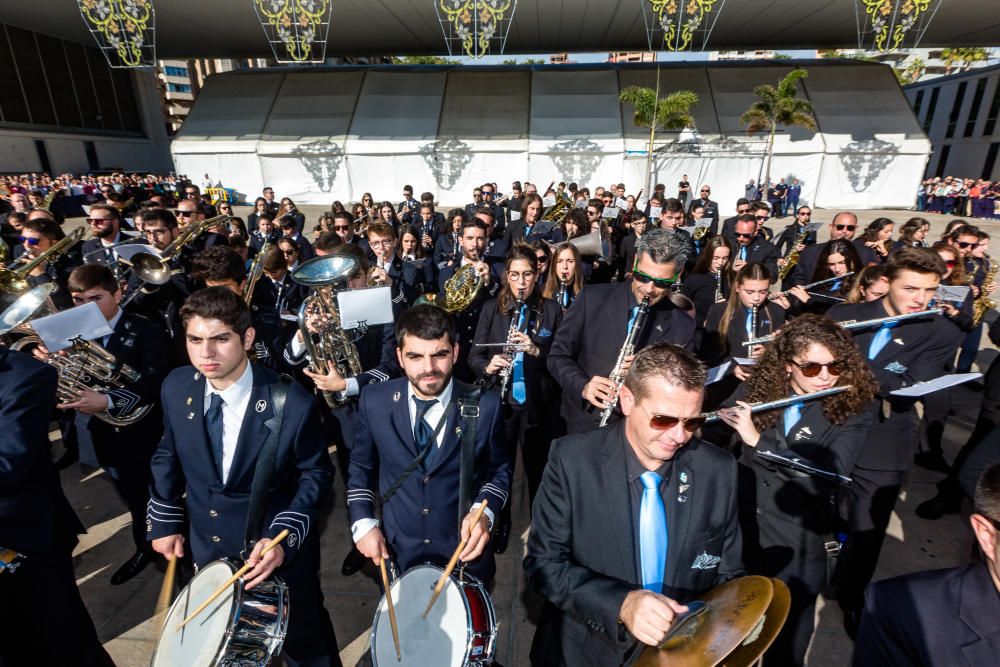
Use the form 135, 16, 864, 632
175, 529, 289, 631
423, 500, 488, 619
379, 558, 402, 661
154, 555, 177, 622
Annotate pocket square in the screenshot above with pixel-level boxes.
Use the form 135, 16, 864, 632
690, 552, 721, 570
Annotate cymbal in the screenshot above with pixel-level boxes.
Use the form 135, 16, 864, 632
722, 577, 792, 667
635, 575, 774, 667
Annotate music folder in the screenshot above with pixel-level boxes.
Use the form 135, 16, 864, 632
337, 286, 393, 330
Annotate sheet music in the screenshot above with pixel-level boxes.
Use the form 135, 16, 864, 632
601, 207, 620, 219
30, 302, 113, 352
337, 286, 394, 329
890, 372, 983, 397
706, 361, 732, 385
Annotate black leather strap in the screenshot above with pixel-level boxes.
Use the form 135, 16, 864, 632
380, 400, 451, 505
457, 387, 483, 533
244, 376, 290, 552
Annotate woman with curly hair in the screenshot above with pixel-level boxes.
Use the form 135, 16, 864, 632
717, 314, 877, 667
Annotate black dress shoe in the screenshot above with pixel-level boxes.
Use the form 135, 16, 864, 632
914, 451, 951, 474
915, 493, 962, 520
341, 545, 367, 576
110, 550, 151, 585
842, 607, 861, 641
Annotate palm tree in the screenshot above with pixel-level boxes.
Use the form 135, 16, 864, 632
739, 68, 817, 188
619, 84, 698, 194
940, 47, 989, 75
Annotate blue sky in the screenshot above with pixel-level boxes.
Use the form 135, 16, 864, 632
457, 50, 819, 64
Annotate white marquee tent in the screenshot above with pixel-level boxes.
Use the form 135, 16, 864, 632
171, 61, 929, 213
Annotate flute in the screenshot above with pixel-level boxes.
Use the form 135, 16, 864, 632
770, 272, 855, 300
701, 386, 851, 423
743, 308, 943, 347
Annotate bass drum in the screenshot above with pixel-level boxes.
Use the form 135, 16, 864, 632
371, 563, 496, 666
151, 559, 289, 667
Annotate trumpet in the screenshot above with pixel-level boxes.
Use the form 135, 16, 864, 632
743, 308, 942, 347
701, 386, 851, 423
599, 296, 650, 427
0, 226, 84, 295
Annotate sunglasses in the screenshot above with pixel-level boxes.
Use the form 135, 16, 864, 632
956, 241, 980, 249
86, 217, 112, 224
700, 190, 710, 194
735, 232, 754, 239
791, 359, 847, 377
834, 224, 857, 231
798, 211, 812, 216
641, 404, 707, 432
754, 215, 768, 220
632, 267, 678, 289
175, 210, 195, 217
18, 236, 41, 245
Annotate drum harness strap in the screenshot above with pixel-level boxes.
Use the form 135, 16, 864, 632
243, 375, 291, 558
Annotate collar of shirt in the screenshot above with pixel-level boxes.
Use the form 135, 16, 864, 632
203, 361, 255, 483
623, 432, 672, 484
204, 360, 255, 415
407, 379, 454, 449
100, 232, 123, 249
102, 309, 124, 346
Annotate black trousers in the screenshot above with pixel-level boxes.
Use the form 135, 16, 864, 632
278, 540, 343, 667
835, 467, 904, 612
499, 406, 555, 529
0, 547, 114, 667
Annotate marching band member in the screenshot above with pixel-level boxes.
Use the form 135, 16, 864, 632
846, 265, 889, 303
730, 214, 780, 281
786, 239, 863, 315
548, 228, 694, 434
16, 218, 78, 309
681, 235, 732, 347
148, 287, 342, 666
785, 212, 877, 289
367, 221, 435, 308
701, 262, 785, 369
80, 203, 141, 270
525, 344, 742, 666
542, 242, 584, 311
619, 211, 649, 280
248, 212, 281, 256
433, 209, 465, 269
347, 305, 511, 581
0, 347, 114, 666
827, 247, 964, 636
718, 315, 877, 665
469, 246, 562, 548
504, 193, 553, 244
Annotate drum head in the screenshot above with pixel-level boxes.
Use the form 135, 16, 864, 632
371, 564, 470, 667
151, 561, 239, 667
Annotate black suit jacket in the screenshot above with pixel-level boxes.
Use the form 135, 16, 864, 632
547, 281, 696, 433
503, 219, 556, 245
524, 424, 743, 667
786, 240, 878, 288
688, 197, 719, 232
80, 233, 144, 268
855, 563, 1000, 667
0, 349, 85, 555
730, 236, 780, 281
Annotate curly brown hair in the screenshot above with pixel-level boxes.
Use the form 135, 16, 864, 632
745, 314, 878, 430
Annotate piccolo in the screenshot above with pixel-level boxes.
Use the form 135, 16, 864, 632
701, 386, 851, 423
743, 308, 942, 347
770, 273, 854, 300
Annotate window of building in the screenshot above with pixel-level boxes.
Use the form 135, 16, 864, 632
164, 65, 188, 77
984, 84, 1000, 136
945, 81, 967, 139
913, 90, 925, 117
110, 66, 142, 133
37, 33, 82, 128
63, 41, 101, 129
934, 144, 951, 178
86, 46, 122, 131
923, 87, 940, 132
167, 82, 192, 93
7, 26, 55, 126
0, 25, 30, 123
965, 78, 988, 137
982, 142, 1000, 179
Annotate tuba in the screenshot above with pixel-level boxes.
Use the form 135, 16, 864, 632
1, 286, 151, 426
291, 254, 363, 408
0, 226, 84, 295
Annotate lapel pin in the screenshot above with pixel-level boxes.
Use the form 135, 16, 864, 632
679, 471, 688, 484
894, 338, 904, 345
677, 495, 688, 503
187, 412, 195, 420
186, 397, 192, 405
194, 371, 201, 380
256, 400, 267, 413
393, 391, 401, 402
124, 321, 132, 330
678, 484, 689, 494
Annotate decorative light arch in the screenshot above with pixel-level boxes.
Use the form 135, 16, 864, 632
78, 0, 156, 68
855, 0, 942, 53
254, 0, 334, 64
640, 0, 726, 52
436, 0, 517, 59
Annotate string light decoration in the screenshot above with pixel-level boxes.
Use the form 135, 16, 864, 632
855, 0, 941, 53
254, 0, 333, 64
640, 0, 726, 52
436, 0, 516, 59
78, 0, 156, 68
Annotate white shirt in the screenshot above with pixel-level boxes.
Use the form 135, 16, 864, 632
203, 361, 255, 483
101, 309, 124, 409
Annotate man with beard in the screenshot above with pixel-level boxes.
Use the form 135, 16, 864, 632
81, 204, 142, 273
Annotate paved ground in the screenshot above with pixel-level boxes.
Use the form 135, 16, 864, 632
55, 207, 995, 666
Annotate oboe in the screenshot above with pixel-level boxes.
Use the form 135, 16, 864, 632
598, 296, 650, 427
701, 386, 851, 423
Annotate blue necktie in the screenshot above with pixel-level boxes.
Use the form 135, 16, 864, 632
739, 245, 747, 261
205, 393, 225, 479
639, 471, 668, 592
524, 223, 533, 240
626, 306, 640, 336
561, 287, 569, 308
784, 402, 804, 436
867, 322, 898, 360
413, 397, 438, 468
830, 280, 843, 292
511, 305, 527, 405
745, 307, 754, 337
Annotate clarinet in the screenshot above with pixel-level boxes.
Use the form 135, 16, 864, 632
498, 289, 526, 399
714, 269, 724, 303
598, 296, 650, 427
748, 304, 759, 359
555, 278, 569, 309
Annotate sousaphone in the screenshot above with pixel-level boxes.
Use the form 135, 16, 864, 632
636, 576, 791, 667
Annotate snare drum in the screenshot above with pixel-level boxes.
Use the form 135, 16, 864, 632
151, 559, 289, 667
371, 564, 497, 666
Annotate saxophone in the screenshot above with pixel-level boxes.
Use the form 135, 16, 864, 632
972, 257, 998, 326
598, 296, 650, 427
778, 228, 810, 281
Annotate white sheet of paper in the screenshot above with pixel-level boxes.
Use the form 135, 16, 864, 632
615, 197, 629, 209
695, 220, 711, 228
542, 196, 556, 207
732, 357, 758, 366
936, 285, 970, 304
602, 207, 620, 219
509, 210, 521, 221
679, 226, 696, 235
803, 222, 824, 233
890, 372, 983, 397
116, 243, 159, 262
707, 361, 732, 385
575, 199, 586, 209
649, 206, 662, 219
337, 286, 394, 330
30, 302, 112, 352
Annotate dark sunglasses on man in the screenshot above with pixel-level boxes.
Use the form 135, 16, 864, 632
632, 266, 678, 290
18, 236, 41, 246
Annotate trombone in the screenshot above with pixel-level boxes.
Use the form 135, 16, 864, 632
243, 241, 271, 305
0, 226, 84, 295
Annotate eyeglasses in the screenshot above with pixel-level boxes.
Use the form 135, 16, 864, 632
18, 236, 41, 246
334, 225, 351, 231
754, 215, 768, 220
507, 270, 535, 281
282, 249, 297, 256
790, 359, 847, 377
640, 403, 707, 432
632, 267, 678, 289
797, 211, 812, 216
956, 241, 980, 249
145, 228, 171, 236
535, 255, 548, 263
735, 232, 754, 239
834, 224, 857, 231
86, 217, 113, 224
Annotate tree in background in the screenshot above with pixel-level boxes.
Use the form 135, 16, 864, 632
940, 47, 990, 75
739, 68, 817, 187
393, 55, 454, 65
895, 58, 927, 85
619, 85, 698, 195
